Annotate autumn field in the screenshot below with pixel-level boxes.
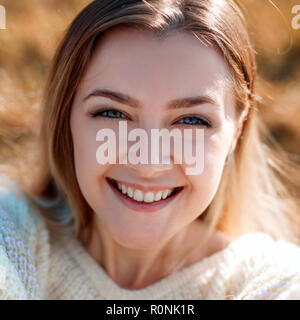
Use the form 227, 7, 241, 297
0, 0, 299, 173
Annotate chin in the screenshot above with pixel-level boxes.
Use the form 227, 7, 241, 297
111, 228, 172, 250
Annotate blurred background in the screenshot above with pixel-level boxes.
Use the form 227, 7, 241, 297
0, 0, 299, 177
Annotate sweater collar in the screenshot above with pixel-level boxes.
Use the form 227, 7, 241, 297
63, 230, 270, 299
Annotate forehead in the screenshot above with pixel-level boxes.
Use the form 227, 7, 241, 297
79, 27, 233, 102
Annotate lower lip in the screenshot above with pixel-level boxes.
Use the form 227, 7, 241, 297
107, 179, 182, 213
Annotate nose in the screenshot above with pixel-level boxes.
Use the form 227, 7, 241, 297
116, 119, 180, 178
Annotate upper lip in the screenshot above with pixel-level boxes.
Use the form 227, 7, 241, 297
106, 177, 183, 192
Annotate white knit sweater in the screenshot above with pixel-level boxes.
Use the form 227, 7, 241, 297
1, 174, 300, 300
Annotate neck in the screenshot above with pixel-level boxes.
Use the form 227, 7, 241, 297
80, 216, 230, 290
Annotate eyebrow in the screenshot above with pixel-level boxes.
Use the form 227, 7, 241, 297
83, 88, 219, 109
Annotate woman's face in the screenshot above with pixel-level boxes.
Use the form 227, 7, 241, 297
70, 28, 239, 249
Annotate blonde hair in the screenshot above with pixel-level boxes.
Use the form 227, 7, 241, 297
1, 0, 300, 247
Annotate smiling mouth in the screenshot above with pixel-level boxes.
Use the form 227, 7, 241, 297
106, 178, 184, 205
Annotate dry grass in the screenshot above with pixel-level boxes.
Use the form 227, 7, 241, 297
0, 0, 299, 166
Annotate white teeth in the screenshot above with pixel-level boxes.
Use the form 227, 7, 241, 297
127, 187, 133, 198
154, 191, 163, 201
144, 192, 154, 203
114, 180, 174, 203
133, 189, 143, 202
162, 190, 169, 200
121, 184, 127, 194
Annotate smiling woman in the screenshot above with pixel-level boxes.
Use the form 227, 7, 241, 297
1, 0, 300, 300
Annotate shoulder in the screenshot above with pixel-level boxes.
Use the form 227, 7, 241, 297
225, 232, 300, 300
0, 174, 48, 244
0, 174, 50, 299
0, 176, 36, 236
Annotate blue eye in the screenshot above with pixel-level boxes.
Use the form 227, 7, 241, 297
176, 116, 211, 127
89, 109, 128, 119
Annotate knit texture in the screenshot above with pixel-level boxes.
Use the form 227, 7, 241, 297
1, 174, 300, 300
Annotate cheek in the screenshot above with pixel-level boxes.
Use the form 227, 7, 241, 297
204, 129, 233, 170
186, 125, 235, 205
70, 111, 110, 201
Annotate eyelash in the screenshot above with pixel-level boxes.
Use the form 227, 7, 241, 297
88, 108, 212, 128
88, 109, 129, 119
175, 116, 212, 128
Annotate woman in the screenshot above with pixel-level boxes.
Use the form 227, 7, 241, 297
1, 0, 300, 300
